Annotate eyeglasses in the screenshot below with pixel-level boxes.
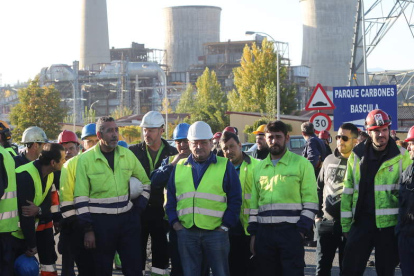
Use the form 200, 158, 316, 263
335, 135, 354, 142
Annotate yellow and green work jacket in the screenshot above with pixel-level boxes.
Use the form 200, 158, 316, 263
248, 149, 318, 235
0, 146, 18, 233
238, 154, 260, 235
5, 147, 17, 157
74, 144, 151, 227
12, 162, 54, 239
175, 156, 228, 230
59, 154, 81, 219
341, 142, 411, 232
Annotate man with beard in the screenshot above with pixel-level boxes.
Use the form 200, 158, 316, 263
220, 131, 259, 276
166, 121, 242, 276
341, 109, 411, 276
74, 116, 151, 276
250, 125, 269, 160
129, 111, 178, 276
249, 121, 317, 276
315, 123, 358, 276
397, 125, 414, 275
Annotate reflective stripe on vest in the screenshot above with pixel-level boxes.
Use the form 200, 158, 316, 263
12, 162, 54, 239
239, 157, 259, 235
175, 156, 227, 230
0, 147, 19, 232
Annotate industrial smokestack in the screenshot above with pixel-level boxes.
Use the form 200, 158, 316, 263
164, 6, 221, 72
80, 0, 110, 70
301, 0, 362, 87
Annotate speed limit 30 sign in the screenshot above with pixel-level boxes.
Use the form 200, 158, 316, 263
309, 112, 332, 134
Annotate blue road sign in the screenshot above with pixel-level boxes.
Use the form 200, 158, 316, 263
333, 85, 397, 130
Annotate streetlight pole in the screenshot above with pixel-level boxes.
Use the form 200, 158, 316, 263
245, 31, 286, 121
90, 100, 99, 110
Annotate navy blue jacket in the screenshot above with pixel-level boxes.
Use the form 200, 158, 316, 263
302, 134, 327, 169
166, 153, 242, 228
397, 163, 414, 235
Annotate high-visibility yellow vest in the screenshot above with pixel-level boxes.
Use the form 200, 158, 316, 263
0, 146, 19, 233
12, 162, 54, 239
5, 147, 17, 157
341, 146, 411, 232
175, 156, 227, 230
239, 156, 260, 235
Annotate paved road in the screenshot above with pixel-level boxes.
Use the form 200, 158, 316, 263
54, 236, 401, 276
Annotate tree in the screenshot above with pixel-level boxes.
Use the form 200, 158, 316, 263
176, 68, 228, 132
228, 38, 297, 115
83, 106, 96, 124
9, 79, 67, 142
176, 84, 195, 114
160, 97, 173, 115
119, 125, 141, 144
110, 106, 133, 120
244, 118, 292, 143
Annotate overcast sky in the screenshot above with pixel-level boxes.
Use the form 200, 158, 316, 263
0, 0, 413, 85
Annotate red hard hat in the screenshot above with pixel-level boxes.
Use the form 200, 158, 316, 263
223, 126, 237, 135
405, 126, 414, 142
213, 132, 222, 140
58, 130, 79, 144
365, 109, 392, 131
318, 130, 330, 140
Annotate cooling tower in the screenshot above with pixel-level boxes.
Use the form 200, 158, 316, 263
301, 0, 362, 87
80, 0, 110, 70
164, 6, 221, 72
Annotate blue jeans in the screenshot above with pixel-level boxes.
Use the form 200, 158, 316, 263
177, 227, 230, 276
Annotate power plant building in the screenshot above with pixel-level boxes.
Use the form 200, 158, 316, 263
300, 0, 362, 87
164, 6, 221, 73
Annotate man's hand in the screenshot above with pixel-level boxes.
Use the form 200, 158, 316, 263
25, 247, 37, 257
173, 222, 184, 231
22, 201, 39, 217
250, 235, 256, 256
84, 231, 96, 249
170, 152, 190, 166
343, 232, 349, 238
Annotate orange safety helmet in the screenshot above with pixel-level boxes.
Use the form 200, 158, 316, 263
365, 109, 391, 131
405, 126, 414, 142
58, 130, 79, 145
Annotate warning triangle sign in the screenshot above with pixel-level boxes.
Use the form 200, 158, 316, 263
305, 83, 336, 111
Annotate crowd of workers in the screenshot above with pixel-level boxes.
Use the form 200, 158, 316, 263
1, 108, 414, 276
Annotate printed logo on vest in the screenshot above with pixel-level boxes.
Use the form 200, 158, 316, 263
389, 166, 394, 172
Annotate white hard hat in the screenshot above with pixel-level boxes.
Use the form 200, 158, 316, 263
129, 177, 144, 199
187, 121, 213, 141
21, 126, 48, 144
140, 111, 165, 128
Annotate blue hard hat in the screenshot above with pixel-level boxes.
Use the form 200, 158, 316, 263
81, 123, 96, 140
118, 140, 128, 148
173, 123, 191, 140
14, 254, 39, 276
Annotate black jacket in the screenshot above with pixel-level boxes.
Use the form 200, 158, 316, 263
317, 148, 348, 220
397, 163, 414, 235
251, 147, 269, 160
353, 137, 401, 221
129, 138, 178, 219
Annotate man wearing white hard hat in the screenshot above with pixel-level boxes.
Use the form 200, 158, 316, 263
166, 121, 242, 276
129, 111, 178, 276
